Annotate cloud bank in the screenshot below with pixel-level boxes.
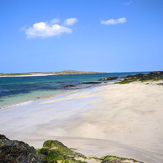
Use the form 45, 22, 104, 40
25, 18, 78, 38
101, 17, 127, 25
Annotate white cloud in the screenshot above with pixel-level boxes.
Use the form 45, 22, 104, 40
50, 18, 60, 24
101, 17, 127, 25
64, 18, 78, 26
24, 18, 77, 38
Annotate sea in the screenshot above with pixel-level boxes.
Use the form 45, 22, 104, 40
0, 72, 149, 109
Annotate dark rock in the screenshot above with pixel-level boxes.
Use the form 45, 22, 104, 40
0, 134, 42, 163
57, 81, 70, 83
99, 77, 118, 81
0, 134, 143, 163
0, 134, 9, 140
63, 84, 75, 88
157, 83, 163, 86
102, 160, 122, 163
82, 82, 101, 84
125, 71, 163, 81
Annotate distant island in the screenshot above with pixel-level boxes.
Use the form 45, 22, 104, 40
0, 70, 106, 77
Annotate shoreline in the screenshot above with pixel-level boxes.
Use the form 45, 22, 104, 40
0, 82, 102, 110
0, 81, 163, 162
0, 88, 78, 110
0, 74, 56, 78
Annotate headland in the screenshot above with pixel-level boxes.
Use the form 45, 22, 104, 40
0, 70, 106, 77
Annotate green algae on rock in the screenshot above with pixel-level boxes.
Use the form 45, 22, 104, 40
114, 71, 163, 84
37, 140, 87, 163
0, 134, 143, 163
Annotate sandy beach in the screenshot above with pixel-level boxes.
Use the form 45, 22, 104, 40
0, 81, 163, 163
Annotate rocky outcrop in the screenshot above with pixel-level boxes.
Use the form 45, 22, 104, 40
63, 84, 76, 88
0, 134, 143, 163
0, 135, 87, 163
99, 77, 118, 81
115, 71, 163, 84
38, 140, 87, 163
158, 83, 163, 86
100, 155, 143, 163
82, 82, 101, 84
125, 71, 163, 81
102, 160, 122, 163
0, 134, 42, 163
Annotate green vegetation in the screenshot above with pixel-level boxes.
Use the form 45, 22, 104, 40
100, 155, 120, 161
100, 155, 142, 163
114, 78, 162, 84
36, 140, 143, 163
37, 140, 87, 163
54, 70, 105, 75
140, 79, 160, 82
114, 80, 133, 84
114, 72, 163, 84
0, 73, 44, 76
114, 78, 154, 84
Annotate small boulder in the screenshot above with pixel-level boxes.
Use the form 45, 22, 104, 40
99, 77, 118, 81
63, 84, 75, 88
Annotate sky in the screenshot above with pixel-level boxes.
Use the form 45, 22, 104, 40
0, 0, 163, 73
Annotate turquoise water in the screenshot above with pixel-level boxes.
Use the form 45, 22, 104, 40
0, 72, 148, 109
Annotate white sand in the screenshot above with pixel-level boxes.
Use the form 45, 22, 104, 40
0, 73, 55, 78
0, 81, 163, 162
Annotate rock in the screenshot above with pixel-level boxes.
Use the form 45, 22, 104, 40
57, 81, 70, 83
125, 71, 163, 81
116, 71, 163, 84
82, 82, 101, 84
0, 134, 42, 163
43, 140, 69, 150
157, 83, 163, 86
0, 134, 9, 140
99, 77, 118, 81
0, 135, 143, 163
63, 84, 76, 88
38, 140, 87, 163
100, 155, 143, 163
102, 160, 122, 163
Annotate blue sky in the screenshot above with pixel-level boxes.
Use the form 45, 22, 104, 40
0, 0, 163, 73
